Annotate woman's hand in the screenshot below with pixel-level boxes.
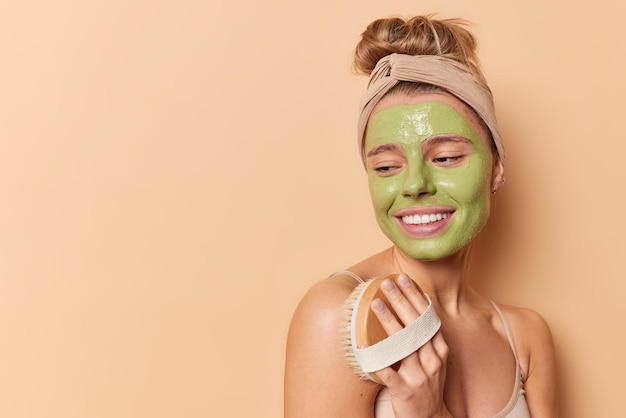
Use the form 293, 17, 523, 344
372, 273, 452, 418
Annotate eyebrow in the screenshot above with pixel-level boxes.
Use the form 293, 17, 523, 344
366, 143, 404, 157
422, 134, 472, 147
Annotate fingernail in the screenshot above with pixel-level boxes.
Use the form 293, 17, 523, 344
372, 298, 385, 312
382, 279, 395, 291
398, 273, 411, 286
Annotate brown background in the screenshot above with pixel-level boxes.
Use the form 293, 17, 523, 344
1, 0, 624, 417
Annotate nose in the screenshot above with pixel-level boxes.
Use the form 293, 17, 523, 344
402, 162, 434, 198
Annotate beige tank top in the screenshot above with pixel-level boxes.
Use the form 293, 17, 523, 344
336, 271, 531, 418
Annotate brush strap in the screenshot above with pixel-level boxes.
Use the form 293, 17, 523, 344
353, 295, 441, 374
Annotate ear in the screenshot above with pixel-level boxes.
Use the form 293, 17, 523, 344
491, 158, 505, 194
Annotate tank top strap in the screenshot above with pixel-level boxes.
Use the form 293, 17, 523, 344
328, 270, 365, 284
490, 301, 526, 382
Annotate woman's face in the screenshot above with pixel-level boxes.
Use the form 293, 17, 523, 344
364, 93, 502, 260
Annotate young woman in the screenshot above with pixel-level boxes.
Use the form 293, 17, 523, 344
285, 15, 557, 417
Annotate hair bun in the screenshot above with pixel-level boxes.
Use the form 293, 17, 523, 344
354, 15, 484, 82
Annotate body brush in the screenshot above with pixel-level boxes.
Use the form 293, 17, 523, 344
341, 274, 442, 384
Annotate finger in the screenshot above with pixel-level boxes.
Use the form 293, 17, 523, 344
415, 333, 448, 374
430, 331, 449, 360
372, 363, 403, 387
379, 278, 421, 326
396, 273, 430, 313
371, 297, 404, 335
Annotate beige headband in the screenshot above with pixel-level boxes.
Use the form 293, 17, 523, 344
357, 53, 505, 165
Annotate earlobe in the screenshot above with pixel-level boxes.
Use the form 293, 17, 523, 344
491, 159, 505, 194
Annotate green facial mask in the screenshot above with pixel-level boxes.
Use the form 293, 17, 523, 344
365, 101, 493, 260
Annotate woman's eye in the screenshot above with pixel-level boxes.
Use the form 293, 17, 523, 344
373, 165, 400, 175
434, 156, 458, 163
432, 155, 464, 165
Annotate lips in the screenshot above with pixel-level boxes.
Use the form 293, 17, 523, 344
393, 207, 455, 238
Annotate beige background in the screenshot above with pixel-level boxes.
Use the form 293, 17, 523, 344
0, 0, 624, 417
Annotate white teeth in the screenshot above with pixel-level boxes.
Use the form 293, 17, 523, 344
401, 213, 450, 225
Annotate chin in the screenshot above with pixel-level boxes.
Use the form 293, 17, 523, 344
396, 242, 466, 262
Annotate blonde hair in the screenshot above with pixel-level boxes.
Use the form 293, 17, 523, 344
354, 15, 486, 84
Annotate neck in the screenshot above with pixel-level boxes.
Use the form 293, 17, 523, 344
390, 246, 472, 315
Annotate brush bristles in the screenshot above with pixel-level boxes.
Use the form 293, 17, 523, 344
340, 280, 373, 381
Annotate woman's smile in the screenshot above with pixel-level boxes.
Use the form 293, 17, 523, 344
393, 206, 456, 239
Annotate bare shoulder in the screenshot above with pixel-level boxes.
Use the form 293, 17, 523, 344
288, 273, 364, 344
285, 273, 379, 418
495, 304, 559, 417
293, 273, 361, 321
495, 304, 554, 358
